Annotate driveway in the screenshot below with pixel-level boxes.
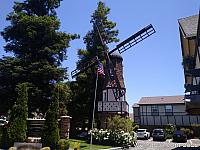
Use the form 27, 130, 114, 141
129, 138, 200, 150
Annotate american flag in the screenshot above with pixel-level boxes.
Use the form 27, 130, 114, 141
97, 61, 105, 76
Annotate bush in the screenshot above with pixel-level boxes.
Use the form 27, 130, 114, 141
8, 83, 29, 145
57, 139, 69, 150
42, 84, 60, 149
91, 129, 137, 147
191, 124, 200, 138
0, 125, 10, 149
107, 115, 133, 132
132, 122, 139, 132
72, 142, 80, 150
164, 124, 176, 139
180, 128, 194, 139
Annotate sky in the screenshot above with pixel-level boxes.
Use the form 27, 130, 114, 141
1, 0, 200, 108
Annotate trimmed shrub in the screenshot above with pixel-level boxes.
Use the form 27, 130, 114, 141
191, 124, 200, 138
57, 139, 69, 150
164, 124, 176, 139
42, 84, 60, 149
180, 128, 194, 139
8, 83, 29, 145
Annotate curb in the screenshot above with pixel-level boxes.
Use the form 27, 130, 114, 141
99, 147, 122, 150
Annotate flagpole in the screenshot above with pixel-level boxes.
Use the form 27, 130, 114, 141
90, 68, 99, 149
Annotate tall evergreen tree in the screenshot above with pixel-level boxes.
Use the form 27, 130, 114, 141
0, 0, 78, 112
8, 82, 29, 144
42, 84, 60, 149
69, 1, 119, 130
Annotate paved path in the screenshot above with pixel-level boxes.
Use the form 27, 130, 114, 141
129, 138, 200, 150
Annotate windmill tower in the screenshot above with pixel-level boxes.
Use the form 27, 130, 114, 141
98, 51, 128, 128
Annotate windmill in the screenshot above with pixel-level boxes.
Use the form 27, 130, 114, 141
71, 18, 156, 132
71, 22, 156, 101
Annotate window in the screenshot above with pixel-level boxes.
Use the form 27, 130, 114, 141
103, 91, 107, 101
165, 105, 173, 115
151, 105, 159, 116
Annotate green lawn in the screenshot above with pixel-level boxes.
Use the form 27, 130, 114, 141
69, 139, 112, 150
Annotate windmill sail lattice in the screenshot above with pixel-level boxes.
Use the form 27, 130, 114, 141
71, 22, 155, 101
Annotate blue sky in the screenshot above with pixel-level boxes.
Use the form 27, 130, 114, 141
1, 0, 200, 107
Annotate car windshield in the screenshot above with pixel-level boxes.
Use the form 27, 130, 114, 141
137, 129, 146, 132
153, 129, 163, 133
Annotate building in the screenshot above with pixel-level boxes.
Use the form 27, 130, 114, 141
178, 13, 200, 114
98, 51, 129, 128
132, 95, 200, 128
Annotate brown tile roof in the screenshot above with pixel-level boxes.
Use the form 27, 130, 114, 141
178, 15, 198, 38
138, 95, 184, 105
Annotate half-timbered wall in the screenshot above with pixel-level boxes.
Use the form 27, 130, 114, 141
138, 104, 200, 126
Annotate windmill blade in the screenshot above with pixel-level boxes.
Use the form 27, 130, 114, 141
71, 56, 98, 78
109, 24, 156, 55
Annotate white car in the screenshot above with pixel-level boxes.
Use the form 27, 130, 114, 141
136, 129, 150, 139
0, 119, 8, 126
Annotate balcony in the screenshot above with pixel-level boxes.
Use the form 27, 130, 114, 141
185, 94, 200, 115
98, 101, 129, 113
185, 68, 200, 77
184, 84, 200, 92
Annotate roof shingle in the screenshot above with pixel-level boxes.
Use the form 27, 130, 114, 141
138, 95, 184, 105
178, 15, 198, 38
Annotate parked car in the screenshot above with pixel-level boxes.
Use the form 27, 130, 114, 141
136, 129, 150, 139
0, 119, 8, 126
77, 131, 89, 139
0, 115, 7, 120
173, 130, 187, 143
152, 128, 166, 141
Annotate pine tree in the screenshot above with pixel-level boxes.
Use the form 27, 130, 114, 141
8, 83, 29, 144
0, 0, 78, 113
42, 84, 60, 149
69, 1, 119, 130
